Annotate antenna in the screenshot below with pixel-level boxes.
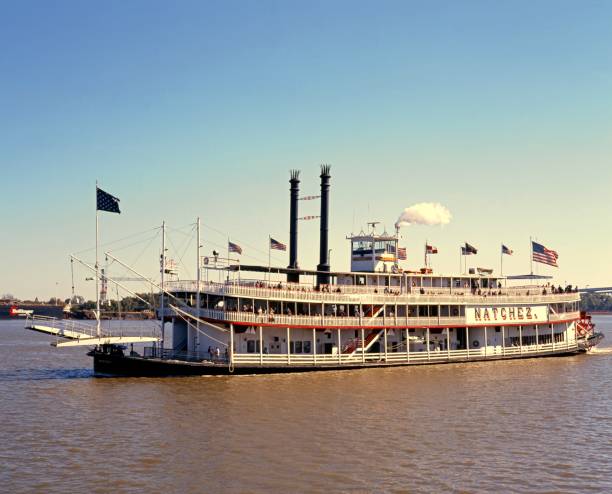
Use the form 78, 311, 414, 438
367, 221, 380, 233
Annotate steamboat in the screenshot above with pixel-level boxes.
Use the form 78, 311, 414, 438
25, 167, 603, 375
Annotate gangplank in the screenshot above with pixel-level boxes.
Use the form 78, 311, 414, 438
24, 314, 159, 348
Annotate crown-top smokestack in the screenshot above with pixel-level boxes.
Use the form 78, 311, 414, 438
317, 164, 331, 286
287, 169, 300, 283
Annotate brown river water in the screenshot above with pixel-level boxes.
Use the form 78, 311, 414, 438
1, 317, 611, 493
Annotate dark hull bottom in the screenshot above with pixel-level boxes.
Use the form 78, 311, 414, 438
92, 349, 582, 377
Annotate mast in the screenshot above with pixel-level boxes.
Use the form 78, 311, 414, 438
529, 236, 533, 275
196, 217, 201, 353
95, 180, 101, 337
160, 221, 166, 349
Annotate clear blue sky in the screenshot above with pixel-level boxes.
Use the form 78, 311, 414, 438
1, 0, 611, 300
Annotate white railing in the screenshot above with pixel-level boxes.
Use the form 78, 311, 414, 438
166, 280, 579, 305
193, 308, 468, 328
25, 314, 158, 340
25, 314, 103, 338
231, 342, 578, 365
177, 307, 577, 329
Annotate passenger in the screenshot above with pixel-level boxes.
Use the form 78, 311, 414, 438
215, 347, 220, 360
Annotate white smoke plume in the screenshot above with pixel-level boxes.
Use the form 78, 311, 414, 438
395, 202, 452, 228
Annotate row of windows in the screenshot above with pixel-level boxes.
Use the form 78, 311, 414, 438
506, 333, 566, 346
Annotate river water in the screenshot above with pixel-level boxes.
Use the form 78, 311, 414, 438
1, 317, 611, 493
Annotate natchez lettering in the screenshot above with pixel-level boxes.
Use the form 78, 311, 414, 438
474, 307, 534, 321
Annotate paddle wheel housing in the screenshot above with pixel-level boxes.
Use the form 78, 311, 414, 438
576, 311, 595, 336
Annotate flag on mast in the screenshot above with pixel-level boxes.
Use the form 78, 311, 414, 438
426, 244, 438, 254
270, 238, 287, 251
96, 187, 121, 213
397, 247, 407, 260
228, 241, 243, 255
462, 242, 478, 255
502, 244, 513, 255
532, 241, 558, 267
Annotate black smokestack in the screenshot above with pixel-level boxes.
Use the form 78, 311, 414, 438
317, 164, 331, 286
287, 170, 300, 283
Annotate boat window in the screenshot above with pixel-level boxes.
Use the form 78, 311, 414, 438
352, 240, 373, 255
304, 341, 311, 353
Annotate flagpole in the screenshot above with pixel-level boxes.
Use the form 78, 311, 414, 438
268, 235, 271, 282
500, 244, 503, 277
530, 236, 533, 275
459, 246, 462, 274
424, 239, 427, 268
196, 217, 201, 354
95, 180, 100, 337
160, 221, 166, 350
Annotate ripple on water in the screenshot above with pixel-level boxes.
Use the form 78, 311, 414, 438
1, 318, 611, 493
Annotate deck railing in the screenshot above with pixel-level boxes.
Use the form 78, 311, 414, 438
166, 280, 579, 305
230, 342, 578, 365
174, 307, 580, 328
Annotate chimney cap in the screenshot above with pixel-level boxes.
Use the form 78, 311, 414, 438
320, 163, 331, 177
290, 169, 300, 181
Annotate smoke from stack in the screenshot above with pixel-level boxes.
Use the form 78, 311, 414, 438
395, 202, 452, 228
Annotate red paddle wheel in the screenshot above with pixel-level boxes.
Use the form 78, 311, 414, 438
576, 311, 595, 336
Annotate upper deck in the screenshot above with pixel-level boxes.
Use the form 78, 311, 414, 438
166, 275, 580, 306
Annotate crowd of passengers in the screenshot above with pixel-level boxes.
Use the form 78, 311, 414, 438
243, 280, 579, 297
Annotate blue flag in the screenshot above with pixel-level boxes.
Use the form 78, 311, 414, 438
97, 187, 121, 214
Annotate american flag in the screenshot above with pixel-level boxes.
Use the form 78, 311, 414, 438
228, 241, 242, 255
502, 244, 513, 255
270, 238, 287, 251
96, 187, 120, 214
463, 242, 478, 255
426, 244, 438, 254
397, 247, 407, 260
532, 241, 558, 267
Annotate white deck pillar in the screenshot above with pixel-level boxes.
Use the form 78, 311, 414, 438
446, 328, 451, 360
535, 325, 539, 352
484, 326, 487, 358
551, 323, 555, 351
426, 328, 430, 361
259, 325, 263, 366
406, 328, 410, 362
519, 325, 523, 354
337, 328, 342, 364
287, 327, 291, 364
502, 326, 506, 356
361, 328, 365, 363
229, 323, 234, 365
566, 321, 570, 350
313, 327, 317, 364
466, 326, 470, 358
384, 328, 388, 362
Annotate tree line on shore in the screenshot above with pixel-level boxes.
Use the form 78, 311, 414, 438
580, 293, 612, 312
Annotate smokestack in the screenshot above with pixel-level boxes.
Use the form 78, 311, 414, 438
287, 170, 300, 283
317, 164, 331, 286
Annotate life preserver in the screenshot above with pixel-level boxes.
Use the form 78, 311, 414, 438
472, 340, 480, 348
